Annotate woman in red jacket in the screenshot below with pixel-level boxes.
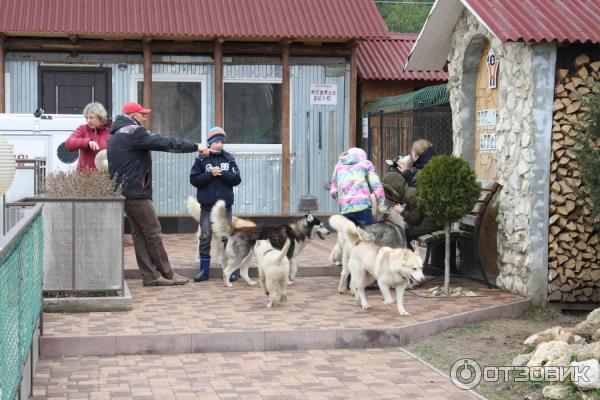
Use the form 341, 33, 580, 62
66, 102, 111, 171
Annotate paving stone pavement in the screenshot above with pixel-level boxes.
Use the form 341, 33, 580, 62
43, 233, 522, 337
33, 348, 480, 400
124, 233, 340, 271
35, 233, 508, 398
43, 276, 521, 336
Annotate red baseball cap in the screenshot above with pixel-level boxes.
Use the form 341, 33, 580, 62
122, 102, 151, 114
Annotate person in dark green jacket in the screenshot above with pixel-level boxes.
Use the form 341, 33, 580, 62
382, 169, 441, 241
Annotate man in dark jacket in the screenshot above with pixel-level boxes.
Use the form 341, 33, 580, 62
189, 127, 241, 282
108, 101, 209, 287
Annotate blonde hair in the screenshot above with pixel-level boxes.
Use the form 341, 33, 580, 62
411, 139, 433, 157
83, 102, 108, 122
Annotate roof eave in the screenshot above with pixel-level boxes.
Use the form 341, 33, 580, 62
406, 0, 464, 71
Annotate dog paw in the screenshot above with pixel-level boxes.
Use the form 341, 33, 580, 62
362, 304, 371, 310
247, 280, 257, 286
267, 302, 273, 308
338, 288, 347, 294
398, 309, 410, 316
287, 279, 295, 285
225, 282, 233, 288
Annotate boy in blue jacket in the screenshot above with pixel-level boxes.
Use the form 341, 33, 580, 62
189, 127, 241, 282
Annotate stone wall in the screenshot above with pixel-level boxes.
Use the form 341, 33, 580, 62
447, 12, 541, 298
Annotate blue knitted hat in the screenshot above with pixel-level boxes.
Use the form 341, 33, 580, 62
207, 127, 226, 146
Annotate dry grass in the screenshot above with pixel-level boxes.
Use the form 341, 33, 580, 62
42, 170, 122, 198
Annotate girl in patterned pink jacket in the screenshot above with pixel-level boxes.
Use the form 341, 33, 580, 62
329, 147, 386, 225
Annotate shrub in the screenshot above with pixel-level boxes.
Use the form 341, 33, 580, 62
415, 155, 480, 295
574, 82, 600, 231
42, 170, 122, 198
415, 155, 480, 226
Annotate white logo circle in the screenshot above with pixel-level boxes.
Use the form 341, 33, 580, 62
450, 358, 482, 390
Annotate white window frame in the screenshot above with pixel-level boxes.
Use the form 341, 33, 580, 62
4, 73, 10, 113
223, 77, 283, 153
130, 73, 207, 140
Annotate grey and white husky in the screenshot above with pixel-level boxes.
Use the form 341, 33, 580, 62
329, 210, 408, 293
210, 200, 330, 287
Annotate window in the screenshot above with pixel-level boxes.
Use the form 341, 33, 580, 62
224, 79, 282, 151
131, 74, 206, 142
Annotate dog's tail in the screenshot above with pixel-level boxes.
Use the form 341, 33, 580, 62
186, 196, 201, 222
276, 238, 292, 264
343, 223, 364, 247
328, 214, 355, 234
210, 200, 233, 237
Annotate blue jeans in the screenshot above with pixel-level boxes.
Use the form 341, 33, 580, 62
344, 209, 373, 226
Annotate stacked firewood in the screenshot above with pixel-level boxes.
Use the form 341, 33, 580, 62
548, 53, 600, 303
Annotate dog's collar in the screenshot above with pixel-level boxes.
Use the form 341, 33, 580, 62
263, 248, 277, 256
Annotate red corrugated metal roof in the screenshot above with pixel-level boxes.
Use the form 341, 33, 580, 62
0, 0, 389, 41
467, 0, 600, 43
358, 33, 447, 81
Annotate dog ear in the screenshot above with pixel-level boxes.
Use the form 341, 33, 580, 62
306, 213, 314, 222
410, 240, 419, 250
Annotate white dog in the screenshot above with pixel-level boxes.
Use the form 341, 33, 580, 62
342, 221, 424, 316
186, 196, 256, 265
254, 238, 291, 308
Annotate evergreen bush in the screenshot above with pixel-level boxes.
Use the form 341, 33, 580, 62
415, 155, 480, 226
415, 155, 480, 295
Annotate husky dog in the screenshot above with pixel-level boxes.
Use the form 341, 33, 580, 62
211, 200, 330, 287
342, 222, 424, 316
329, 211, 408, 292
255, 238, 291, 308
186, 196, 256, 265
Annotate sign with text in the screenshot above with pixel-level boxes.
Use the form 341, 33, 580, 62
480, 133, 497, 152
310, 83, 337, 105
477, 109, 498, 128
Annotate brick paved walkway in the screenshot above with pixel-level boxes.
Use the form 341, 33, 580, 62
33, 348, 480, 400
43, 276, 523, 337
34, 233, 522, 399
124, 234, 339, 271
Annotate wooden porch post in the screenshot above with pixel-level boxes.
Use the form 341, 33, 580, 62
214, 39, 224, 127
0, 34, 5, 114
281, 42, 291, 214
349, 41, 357, 148
142, 37, 152, 130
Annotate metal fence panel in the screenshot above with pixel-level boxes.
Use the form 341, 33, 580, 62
367, 105, 453, 175
0, 205, 43, 400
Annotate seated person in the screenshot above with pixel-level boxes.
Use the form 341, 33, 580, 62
396, 139, 436, 187
382, 171, 440, 243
